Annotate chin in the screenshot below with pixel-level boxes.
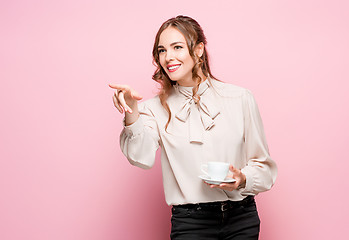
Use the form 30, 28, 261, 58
166, 74, 180, 82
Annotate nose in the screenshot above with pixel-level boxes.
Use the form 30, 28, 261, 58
165, 49, 175, 62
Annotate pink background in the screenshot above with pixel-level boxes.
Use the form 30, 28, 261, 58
1, 0, 348, 239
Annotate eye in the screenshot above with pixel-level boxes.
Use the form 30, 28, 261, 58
158, 49, 166, 54
174, 45, 183, 50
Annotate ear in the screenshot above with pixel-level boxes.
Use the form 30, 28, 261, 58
195, 42, 205, 58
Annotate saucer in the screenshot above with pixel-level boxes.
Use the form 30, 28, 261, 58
199, 175, 236, 185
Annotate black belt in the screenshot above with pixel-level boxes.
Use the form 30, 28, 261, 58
173, 196, 255, 212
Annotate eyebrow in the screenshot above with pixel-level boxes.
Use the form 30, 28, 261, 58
157, 41, 185, 49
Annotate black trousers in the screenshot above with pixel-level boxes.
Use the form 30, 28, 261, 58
170, 196, 260, 240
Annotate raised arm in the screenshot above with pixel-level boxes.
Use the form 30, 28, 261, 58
109, 83, 160, 169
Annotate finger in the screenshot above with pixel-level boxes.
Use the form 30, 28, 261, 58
118, 91, 133, 113
218, 183, 236, 191
203, 181, 212, 186
108, 84, 130, 91
109, 84, 123, 90
209, 184, 225, 189
130, 90, 143, 100
211, 184, 232, 191
113, 95, 123, 113
229, 165, 235, 172
220, 182, 238, 189
114, 90, 125, 113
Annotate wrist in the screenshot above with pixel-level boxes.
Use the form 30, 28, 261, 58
239, 172, 246, 189
125, 109, 139, 126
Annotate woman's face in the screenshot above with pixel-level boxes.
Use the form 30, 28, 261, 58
157, 27, 197, 87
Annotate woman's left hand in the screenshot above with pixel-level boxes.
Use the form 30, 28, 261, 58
206, 165, 246, 191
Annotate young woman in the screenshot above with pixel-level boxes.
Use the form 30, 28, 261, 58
109, 15, 277, 240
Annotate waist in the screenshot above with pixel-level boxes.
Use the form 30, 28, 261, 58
172, 196, 255, 212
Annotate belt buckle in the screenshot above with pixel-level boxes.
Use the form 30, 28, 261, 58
221, 202, 228, 212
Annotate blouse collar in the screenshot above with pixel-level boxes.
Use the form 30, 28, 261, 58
173, 77, 220, 144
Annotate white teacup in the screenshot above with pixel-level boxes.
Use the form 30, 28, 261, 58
201, 162, 230, 181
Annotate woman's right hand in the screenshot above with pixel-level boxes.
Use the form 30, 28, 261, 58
108, 84, 143, 114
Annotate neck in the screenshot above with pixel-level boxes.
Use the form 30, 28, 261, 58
177, 69, 206, 87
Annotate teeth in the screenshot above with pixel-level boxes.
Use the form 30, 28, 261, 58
168, 65, 180, 70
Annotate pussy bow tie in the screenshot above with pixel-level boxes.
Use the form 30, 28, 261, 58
175, 80, 220, 144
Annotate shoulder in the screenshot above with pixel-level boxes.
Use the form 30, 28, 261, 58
210, 79, 252, 98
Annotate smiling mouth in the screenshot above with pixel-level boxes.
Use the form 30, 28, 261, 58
167, 64, 181, 72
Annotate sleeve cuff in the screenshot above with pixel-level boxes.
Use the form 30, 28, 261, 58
240, 167, 255, 195
123, 117, 143, 137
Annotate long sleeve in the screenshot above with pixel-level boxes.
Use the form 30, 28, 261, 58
117, 80, 277, 205
119, 102, 160, 169
240, 90, 277, 195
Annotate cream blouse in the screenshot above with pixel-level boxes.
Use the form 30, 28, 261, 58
120, 78, 277, 206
